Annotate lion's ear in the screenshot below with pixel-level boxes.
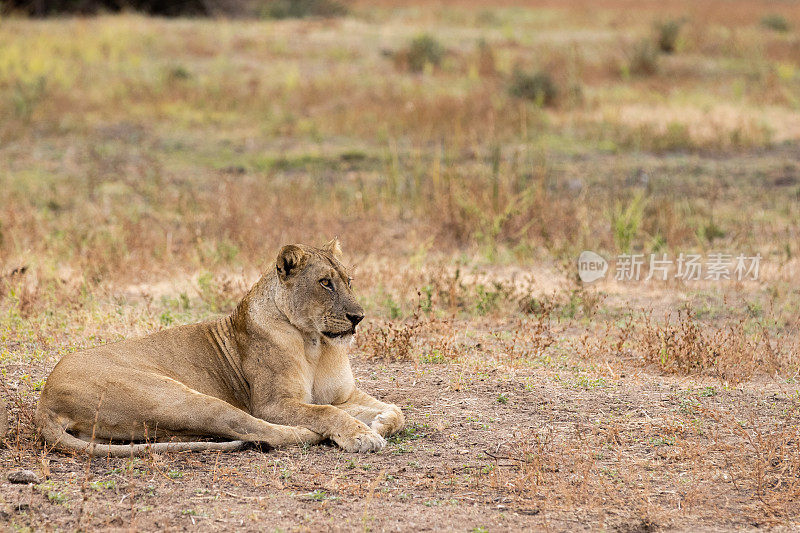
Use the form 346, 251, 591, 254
322, 237, 342, 258
276, 245, 308, 282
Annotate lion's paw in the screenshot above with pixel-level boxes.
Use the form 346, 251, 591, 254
371, 405, 405, 437
334, 427, 386, 453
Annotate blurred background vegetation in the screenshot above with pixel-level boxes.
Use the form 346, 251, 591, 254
0, 0, 798, 326
2, 0, 348, 17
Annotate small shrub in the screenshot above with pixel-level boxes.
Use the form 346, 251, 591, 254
475, 283, 503, 315
519, 293, 555, 317
630, 306, 800, 382
46, 490, 68, 504
654, 18, 684, 54
696, 219, 725, 243
305, 489, 331, 501
628, 39, 659, 76
659, 122, 693, 151
761, 13, 790, 32
358, 314, 425, 361
12, 77, 47, 120
508, 70, 558, 106
400, 34, 445, 73
195, 273, 243, 313
610, 192, 647, 253
383, 293, 403, 319
165, 65, 192, 81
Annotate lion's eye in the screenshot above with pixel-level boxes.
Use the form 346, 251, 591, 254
319, 278, 333, 291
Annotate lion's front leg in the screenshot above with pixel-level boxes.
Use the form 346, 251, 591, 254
255, 399, 386, 453
335, 389, 405, 438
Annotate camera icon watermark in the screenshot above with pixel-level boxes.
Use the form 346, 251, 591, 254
577, 251, 761, 283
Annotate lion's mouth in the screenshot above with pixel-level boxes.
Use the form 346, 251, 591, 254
322, 328, 355, 339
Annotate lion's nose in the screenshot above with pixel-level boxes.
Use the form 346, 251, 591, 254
346, 313, 364, 327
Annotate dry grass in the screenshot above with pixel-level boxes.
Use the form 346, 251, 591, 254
634, 307, 800, 381
479, 401, 800, 527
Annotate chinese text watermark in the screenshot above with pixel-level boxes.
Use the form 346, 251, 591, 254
578, 251, 761, 283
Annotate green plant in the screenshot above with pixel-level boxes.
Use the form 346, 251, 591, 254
610, 192, 648, 253
654, 18, 684, 53
196, 273, 240, 312
47, 490, 68, 504
475, 284, 502, 315
699, 386, 717, 397
306, 489, 331, 501
508, 70, 558, 106
761, 13, 790, 32
420, 285, 433, 313
697, 220, 725, 243
388, 424, 427, 443
12, 76, 47, 120
159, 311, 174, 325
383, 293, 403, 319
166, 64, 192, 81
420, 348, 451, 364
90, 480, 117, 490
404, 34, 445, 72
659, 122, 693, 151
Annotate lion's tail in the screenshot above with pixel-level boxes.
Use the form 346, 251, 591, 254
36, 408, 246, 457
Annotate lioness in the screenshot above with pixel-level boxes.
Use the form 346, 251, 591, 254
35, 239, 404, 456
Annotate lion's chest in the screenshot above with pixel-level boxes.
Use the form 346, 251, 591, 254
305, 341, 354, 405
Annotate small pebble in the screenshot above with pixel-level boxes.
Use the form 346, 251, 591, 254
7, 469, 39, 484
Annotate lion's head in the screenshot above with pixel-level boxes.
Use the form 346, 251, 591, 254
273, 238, 364, 342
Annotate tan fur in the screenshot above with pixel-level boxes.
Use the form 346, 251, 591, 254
35, 240, 404, 456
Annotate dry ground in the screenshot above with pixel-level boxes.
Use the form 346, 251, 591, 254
2, 335, 800, 532
2, 1, 800, 531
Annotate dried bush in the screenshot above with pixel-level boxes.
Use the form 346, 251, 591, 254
627, 38, 659, 76
396, 34, 445, 73
654, 18, 684, 54
262, 0, 348, 19
635, 307, 799, 382
475, 39, 497, 77
358, 312, 425, 362
508, 70, 558, 106
761, 14, 791, 32
195, 272, 246, 313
